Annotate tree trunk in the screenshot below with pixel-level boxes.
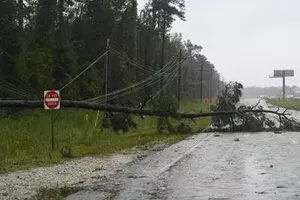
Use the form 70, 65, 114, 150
58, 0, 64, 48
35, 0, 57, 47
0, 100, 292, 120
18, 0, 23, 31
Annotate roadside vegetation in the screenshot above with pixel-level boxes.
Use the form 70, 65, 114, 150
267, 98, 300, 111
0, 101, 211, 174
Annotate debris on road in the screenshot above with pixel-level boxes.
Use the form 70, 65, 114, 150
276, 185, 288, 189
274, 130, 282, 134
255, 191, 266, 195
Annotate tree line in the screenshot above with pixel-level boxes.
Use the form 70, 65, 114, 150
0, 0, 224, 107
243, 86, 300, 99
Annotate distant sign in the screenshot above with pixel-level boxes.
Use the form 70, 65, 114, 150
273, 70, 294, 77
44, 90, 60, 110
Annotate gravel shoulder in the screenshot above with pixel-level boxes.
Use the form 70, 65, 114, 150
0, 154, 135, 199
0, 142, 169, 200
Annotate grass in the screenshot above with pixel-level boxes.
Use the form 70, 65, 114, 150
267, 98, 300, 111
180, 99, 212, 113
0, 100, 211, 174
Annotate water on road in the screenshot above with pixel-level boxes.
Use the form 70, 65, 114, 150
69, 132, 300, 200
153, 132, 300, 200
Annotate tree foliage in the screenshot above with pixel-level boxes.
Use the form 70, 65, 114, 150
212, 81, 300, 132
0, 0, 225, 132
213, 81, 243, 128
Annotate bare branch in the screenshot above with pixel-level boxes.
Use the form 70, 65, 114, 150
251, 99, 261, 110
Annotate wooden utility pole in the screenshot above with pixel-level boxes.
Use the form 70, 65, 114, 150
177, 50, 182, 109
200, 64, 204, 102
217, 78, 220, 96
96, 38, 110, 126
160, 28, 166, 99
282, 74, 286, 100
209, 67, 213, 100
105, 38, 110, 105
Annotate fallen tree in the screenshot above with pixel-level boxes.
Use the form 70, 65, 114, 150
211, 81, 300, 132
0, 100, 294, 120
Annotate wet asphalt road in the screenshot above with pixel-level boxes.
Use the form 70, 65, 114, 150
156, 132, 300, 200
67, 99, 300, 199
69, 132, 300, 200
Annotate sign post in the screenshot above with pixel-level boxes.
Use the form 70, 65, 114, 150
270, 70, 294, 100
44, 90, 60, 151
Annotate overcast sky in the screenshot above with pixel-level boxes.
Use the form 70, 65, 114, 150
137, 0, 300, 87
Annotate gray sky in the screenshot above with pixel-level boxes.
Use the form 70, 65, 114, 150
137, 0, 300, 87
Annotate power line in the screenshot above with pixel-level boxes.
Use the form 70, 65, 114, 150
110, 49, 157, 74
86, 54, 180, 103
110, 48, 180, 76
95, 57, 185, 106
142, 59, 184, 108
0, 82, 32, 99
60, 50, 109, 91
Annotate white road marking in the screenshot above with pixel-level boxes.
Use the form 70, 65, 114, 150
155, 133, 213, 178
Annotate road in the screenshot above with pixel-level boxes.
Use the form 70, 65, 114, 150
68, 99, 300, 200
68, 131, 300, 200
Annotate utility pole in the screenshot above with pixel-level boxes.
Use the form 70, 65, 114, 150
160, 28, 166, 99
209, 68, 213, 101
177, 50, 182, 109
217, 78, 220, 96
95, 38, 110, 127
105, 38, 110, 105
282, 74, 286, 100
200, 64, 204, 102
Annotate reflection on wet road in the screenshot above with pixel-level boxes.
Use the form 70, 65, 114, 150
115, 132, 300, 200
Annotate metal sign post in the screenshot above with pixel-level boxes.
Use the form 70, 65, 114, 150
44, 90, 61, 151
270, 70, 294, 100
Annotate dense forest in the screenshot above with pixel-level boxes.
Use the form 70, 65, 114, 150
0, 0, 224, 108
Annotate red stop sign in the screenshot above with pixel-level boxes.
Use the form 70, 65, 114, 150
44, 90, 60, 110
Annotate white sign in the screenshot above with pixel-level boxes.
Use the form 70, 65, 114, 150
44, 90, 60, 110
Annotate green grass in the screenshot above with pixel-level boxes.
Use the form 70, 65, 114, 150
0, 101, 211, 174
267, 98, 300, 111
180, 99, 212, 113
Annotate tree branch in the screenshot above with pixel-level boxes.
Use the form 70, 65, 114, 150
251, 98, 261, 110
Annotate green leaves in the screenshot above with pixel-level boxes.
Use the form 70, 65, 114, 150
213, 81, 244, 128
